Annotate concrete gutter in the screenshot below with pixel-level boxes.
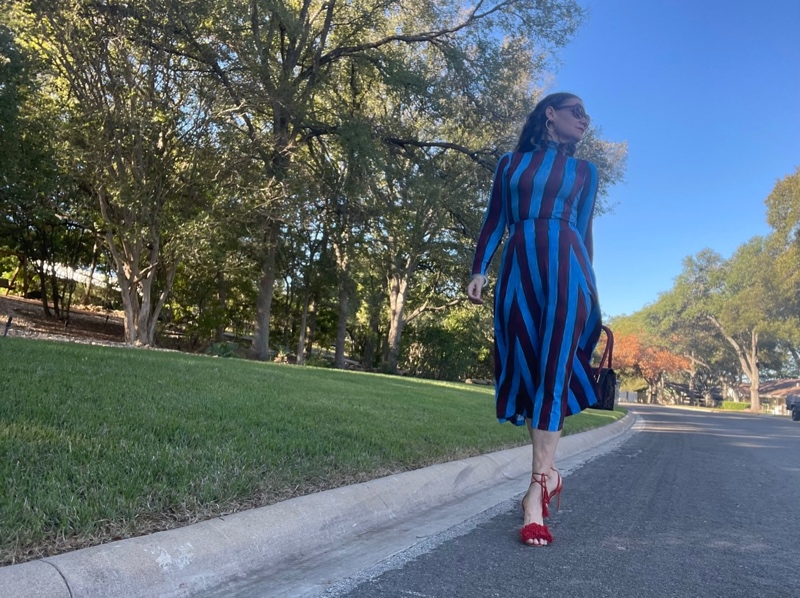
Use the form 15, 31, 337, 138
1, 413, 636, 598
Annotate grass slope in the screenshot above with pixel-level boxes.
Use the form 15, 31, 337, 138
0, 337, 624, 564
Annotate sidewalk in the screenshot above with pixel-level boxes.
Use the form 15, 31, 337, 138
1, 413, 637, 598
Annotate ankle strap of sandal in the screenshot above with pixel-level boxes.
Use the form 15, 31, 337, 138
530, 472, 552, 517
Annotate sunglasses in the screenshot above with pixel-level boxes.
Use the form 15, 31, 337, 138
555, 103, 590, 123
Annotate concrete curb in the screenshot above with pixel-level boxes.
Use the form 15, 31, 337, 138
2, 413, 635, 598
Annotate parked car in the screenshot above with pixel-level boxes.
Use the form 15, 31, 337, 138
787, 395, 800, 421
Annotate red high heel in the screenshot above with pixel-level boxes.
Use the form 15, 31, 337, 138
519, 472, 554, 546
521, 469, 563, 516
549, 467, 563, 511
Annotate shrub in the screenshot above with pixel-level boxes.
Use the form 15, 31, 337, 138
205, 341, 239, 358
721, 401, 749, 411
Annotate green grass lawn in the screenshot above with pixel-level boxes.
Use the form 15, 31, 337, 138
0, 337, 625, 565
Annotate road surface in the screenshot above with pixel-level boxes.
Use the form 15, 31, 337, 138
333, 406, 800, 598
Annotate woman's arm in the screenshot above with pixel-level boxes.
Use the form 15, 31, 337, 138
471, 154, 511, 279
576, 161, 598, 264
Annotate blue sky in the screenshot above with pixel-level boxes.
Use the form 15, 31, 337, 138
550, 0, 800, 318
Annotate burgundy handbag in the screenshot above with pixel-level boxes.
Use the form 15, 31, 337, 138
590, 325, 617, 410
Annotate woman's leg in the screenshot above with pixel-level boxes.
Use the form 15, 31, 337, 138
522, 420, 561, 546
526, 419, 561, 474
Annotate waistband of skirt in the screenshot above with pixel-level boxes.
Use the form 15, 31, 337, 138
509, 218, 574, 230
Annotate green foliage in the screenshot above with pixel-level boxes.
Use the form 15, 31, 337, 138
619, 376, 647, 392
764, 167, 800, 370
204, 341, 239, 358
765, 166, 800, 239
0, 337, 624, 563
0, 255, 17, 278
7, 0, 220, 343
303, 354, 334, 369
575, 129, 627, 214
720, 401, 749, 411
616, 165, 800, 410
403, 304, 493, 381
0, 20, 95, 314
0, 0, 629, 372
404, 325, 471, 380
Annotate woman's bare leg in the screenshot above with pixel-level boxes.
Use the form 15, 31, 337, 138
526, 419, 561, 474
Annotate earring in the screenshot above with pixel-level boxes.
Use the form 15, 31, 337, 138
546, 119, 556, 132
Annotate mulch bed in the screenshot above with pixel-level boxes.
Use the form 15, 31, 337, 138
0, 294, 126, 346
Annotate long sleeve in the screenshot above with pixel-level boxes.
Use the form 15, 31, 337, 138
471, 153, 511, 277
576, 161, 598, 263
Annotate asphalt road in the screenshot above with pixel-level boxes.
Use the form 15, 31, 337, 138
332, 406, 800, 598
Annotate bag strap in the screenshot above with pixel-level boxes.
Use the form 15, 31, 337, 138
598, 325, 614, 370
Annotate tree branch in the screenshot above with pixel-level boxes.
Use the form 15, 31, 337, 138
307, 0, 516, 76
683, 352, 711, 370
707, 314, 757, 378
384, 137, 499, 168
405, 297, 464, 324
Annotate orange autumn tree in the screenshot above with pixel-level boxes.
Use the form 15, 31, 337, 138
613, 331, 691, 403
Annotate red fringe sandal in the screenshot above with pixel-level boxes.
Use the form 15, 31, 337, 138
520, 472, 555, 546
548, 467, 563, 510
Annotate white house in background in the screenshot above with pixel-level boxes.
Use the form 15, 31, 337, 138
739, 379, 800, 415
51, 263, 119, 291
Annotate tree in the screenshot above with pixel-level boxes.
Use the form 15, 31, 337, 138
2, 0, 629, 369
610, 314, 690, 403
161, 0, 589, 360
403, 302, 493, 380
14, 1, 216, 345
765, 166, 800, 244
660, 243, 790, 411
0, 21, 93, 317
642, 288, 740, 401
765, 167, 800, 373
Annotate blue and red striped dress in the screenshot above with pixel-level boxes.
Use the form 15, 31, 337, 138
472, 141, 601, 431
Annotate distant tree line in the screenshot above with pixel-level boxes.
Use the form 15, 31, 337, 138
611, 167, 800, 410
0, 1, 626, 379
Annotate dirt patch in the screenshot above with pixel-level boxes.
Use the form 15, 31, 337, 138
0, 294, 127, 347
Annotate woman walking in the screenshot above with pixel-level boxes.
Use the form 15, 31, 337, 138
467, 93, 601, 546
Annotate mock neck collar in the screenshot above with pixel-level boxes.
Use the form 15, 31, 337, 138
532, 139, 567, 154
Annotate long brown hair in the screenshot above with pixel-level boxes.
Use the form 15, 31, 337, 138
515, 92, 581, 156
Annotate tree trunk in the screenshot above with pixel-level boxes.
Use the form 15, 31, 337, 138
282, 274, 294, 349
103, 226, 176, 347
145, 261, 178, 346
48, 263, 61, 319
296, 286, 310, 365
100, 196, 151, 346
6, 254, 25, 296
362, 290, 383, 371
20, 254, 29, 296
645, 376, 660, 404
138, 259, 155, 345
81, 239, 100, 305
748, 329, 760, 411
305, 300, 317, 362
334, 279, 349, 369
332, 239, 352, 370
788, 346, 800, 373
386, 274, 409, 373
749, 380, 760, 410
658, 374, 667, 404
216, 270, 227, 342
134, 240, 176, 347
253, 224, 279, 361
708, 316, 760, 411
35, 265, 52, 317
118, 277, 138, 344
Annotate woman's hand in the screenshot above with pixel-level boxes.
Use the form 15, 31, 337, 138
467, 274, 487, 305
